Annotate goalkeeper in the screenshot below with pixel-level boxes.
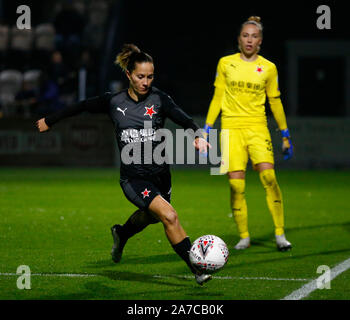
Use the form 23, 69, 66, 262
204, 16, 293, 251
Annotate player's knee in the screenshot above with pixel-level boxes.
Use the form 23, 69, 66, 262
259, 169, 277, 187
148, 212, 160, 224
163, 207, 178, 226
229, 179, 245, 195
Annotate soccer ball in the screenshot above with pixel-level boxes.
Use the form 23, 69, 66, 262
189, 235, 229, 274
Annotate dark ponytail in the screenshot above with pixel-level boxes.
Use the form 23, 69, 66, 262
115, 43, 153, 73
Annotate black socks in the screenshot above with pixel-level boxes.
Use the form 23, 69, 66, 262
172, 237, 197, 274
121, 210, 150, 239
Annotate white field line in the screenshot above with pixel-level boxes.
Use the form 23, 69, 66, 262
282, 257, 350, 300
0, 272, 311, 282
0, 273, 97, 278
154, 274, 312, 282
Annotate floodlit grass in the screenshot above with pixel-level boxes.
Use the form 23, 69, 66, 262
0, 168, 349, 300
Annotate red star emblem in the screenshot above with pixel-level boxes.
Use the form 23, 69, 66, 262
144, 105, 157, 119
256, 66, 263, 73
141, 188, 151, 198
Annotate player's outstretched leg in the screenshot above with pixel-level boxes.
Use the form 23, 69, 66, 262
111, 209, 159, 263
195, 273, 212, 286
172, 237, 212, 286
149, 195, 212, 286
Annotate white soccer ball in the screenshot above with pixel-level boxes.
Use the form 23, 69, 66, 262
189, 235, 229, 274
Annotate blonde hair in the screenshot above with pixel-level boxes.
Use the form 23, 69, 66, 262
115, 43, 153, 73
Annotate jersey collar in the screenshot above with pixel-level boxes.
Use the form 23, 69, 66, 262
127, 87, 153, 103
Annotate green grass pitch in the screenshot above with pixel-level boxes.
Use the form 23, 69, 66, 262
0, 167, 349, 300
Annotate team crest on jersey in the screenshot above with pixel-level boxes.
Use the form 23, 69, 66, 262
256, 66, 264, 74
198, 237, 214, 259
144, 105, 157, 119
141, 188, 151, 198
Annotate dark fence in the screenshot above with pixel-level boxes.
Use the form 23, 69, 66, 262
0, 115, 116, 166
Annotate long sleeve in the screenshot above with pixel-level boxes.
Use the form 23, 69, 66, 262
205, 58, 226, 126
45, 93, 111, 127
205, 86, 224, 126
268, 97, 288, 130
266, 63, 287, 130
161, 94, 200, 133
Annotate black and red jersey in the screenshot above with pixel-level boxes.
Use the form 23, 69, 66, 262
45, 87, 200, 179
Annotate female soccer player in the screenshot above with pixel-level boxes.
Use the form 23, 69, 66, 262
36, 44, 212, 285
204, 16, 293, 251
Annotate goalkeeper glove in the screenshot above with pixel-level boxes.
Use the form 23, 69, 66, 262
281, 128, 293, 160
203, 124, 212, 138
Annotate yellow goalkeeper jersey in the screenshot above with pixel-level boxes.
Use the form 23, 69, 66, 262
208, 53, 281, 128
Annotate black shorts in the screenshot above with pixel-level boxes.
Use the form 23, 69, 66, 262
120, 171, 171, 211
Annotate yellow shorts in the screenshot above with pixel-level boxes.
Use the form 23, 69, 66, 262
220, 127, 274, 173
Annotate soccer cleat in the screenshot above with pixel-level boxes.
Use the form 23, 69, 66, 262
234, 237, 250, 250
110, 224, 125, 263
195, 273, 212, 286
276, 234, 292, 251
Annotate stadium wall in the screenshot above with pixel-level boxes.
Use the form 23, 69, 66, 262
0, 116, 349, 169
0, 116, 116, 167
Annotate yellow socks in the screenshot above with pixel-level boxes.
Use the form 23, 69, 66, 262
229, 179, 249, 239
229, 169, 285, 240
259, 169, 284, 236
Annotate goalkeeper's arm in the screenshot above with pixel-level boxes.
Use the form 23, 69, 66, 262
268, 96, 293, 160
204, 86, 224, 136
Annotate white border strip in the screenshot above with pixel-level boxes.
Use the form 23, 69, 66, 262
0, 272, 310, 282
282, 257, 350, 300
